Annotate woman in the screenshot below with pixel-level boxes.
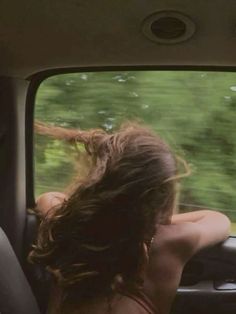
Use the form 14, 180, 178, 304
30, 122, 230, 314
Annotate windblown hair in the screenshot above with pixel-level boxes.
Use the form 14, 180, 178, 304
30, 122, 178, 306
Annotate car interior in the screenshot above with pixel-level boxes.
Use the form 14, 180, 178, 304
0, 0, 236, 313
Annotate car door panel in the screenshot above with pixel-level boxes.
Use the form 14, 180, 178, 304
172, 237, 236, 314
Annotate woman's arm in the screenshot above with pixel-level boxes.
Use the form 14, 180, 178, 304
36, 192, 67, 216
170, 210, 231, 254
144, 211, 231, 313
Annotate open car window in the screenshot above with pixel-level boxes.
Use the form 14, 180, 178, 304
34, 71, 236, 233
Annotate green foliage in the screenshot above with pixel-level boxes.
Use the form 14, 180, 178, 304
35, 71, 236, 226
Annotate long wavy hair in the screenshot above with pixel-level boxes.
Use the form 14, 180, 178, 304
30, 122, 179, 309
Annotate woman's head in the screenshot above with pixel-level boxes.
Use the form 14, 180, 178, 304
30, 122, 178, 300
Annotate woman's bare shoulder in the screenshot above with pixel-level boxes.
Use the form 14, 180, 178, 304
152, 222, 200, 262
142, 223, 198, 314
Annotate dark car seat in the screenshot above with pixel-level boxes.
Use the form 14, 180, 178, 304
0, 227, 40, 314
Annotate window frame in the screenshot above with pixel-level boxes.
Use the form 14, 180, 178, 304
26, 65, 236, 209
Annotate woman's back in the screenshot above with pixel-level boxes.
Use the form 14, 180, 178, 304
48, 285, 156, 314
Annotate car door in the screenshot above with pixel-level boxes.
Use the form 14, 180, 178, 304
173, 237, 236, 314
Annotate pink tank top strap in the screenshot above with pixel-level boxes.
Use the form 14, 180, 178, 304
121, 289, 158, 314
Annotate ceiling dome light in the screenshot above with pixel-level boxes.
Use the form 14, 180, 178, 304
142, 11, 195, 44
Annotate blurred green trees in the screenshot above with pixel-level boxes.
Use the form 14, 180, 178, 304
35, 71, 236, 229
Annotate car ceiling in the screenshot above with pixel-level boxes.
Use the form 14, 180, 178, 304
1, 0, 236, 78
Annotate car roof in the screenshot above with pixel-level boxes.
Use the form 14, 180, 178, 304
1, 0, 236, 78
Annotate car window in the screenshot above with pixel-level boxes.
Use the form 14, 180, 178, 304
35, 71, 236, 233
